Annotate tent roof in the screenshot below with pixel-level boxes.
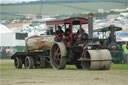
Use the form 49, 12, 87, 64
46, 17, 88, 25
0, 24, 12, 34
94, 26, 122, 32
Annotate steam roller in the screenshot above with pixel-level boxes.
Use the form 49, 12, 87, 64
11, 14, 112, 70
80, 49, 112, 70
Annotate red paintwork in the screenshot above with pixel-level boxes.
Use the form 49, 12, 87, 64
46, 18, 88, 25
46, 18, 88, 47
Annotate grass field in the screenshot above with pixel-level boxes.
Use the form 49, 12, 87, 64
0, 59, 128, 85
0, 2, 126, 19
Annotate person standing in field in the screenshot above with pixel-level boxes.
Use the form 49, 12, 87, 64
122, 41, 128, 64
2, 47, 6, 57
0, 47, 2, 57
9, 47, 13, 56
6, 47, 10, 55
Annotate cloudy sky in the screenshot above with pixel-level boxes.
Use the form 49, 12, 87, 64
0, 0, 38, 3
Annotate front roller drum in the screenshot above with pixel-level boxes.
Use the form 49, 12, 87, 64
81, 49, 112, 70
50, 42, 67, 69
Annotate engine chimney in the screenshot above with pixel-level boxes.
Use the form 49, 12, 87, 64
88, 13, 93, 40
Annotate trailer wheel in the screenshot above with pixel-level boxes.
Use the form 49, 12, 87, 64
35, 56, 51, 68
50, 43, 67, 69
14, 57, 22, 69
25, 56, 34, 69
35, 57, 45, 68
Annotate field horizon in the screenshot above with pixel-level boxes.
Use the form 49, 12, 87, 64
0, 2, 126, 19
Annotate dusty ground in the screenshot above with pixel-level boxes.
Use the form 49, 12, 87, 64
0, 59, 128, 85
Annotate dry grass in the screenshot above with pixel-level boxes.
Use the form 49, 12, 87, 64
0, 59, 128, 85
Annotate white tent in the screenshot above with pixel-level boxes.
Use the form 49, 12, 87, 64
0, 24, 12, 34
0, 24, 14, 46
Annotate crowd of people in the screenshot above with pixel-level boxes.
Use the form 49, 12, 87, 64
0, 47, 17, 58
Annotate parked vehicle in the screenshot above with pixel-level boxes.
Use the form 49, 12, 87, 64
94, 25, 126, 64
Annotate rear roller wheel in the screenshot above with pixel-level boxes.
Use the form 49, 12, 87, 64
25, 56, 34, 69
81, 50, 112, 70
14, 57, 22, 69
50, 43, 67, 69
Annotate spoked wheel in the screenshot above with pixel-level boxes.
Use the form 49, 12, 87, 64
14, 57, 22, 69
50, 43, 67, 69
54, 47, 61, 66
25, 56, 34, 69
81, 50, 112, 70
